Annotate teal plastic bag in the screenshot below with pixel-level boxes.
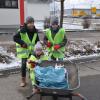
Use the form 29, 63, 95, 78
34, 66, 69, 89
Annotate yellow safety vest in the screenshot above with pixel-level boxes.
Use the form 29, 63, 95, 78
16, 32, 37, 58
45, 28, 65, 58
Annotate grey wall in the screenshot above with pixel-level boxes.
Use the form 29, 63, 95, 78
0, 9, 20, 26
25, 1, 50, 21
0, 0, 20, 27
0, 0, 50, 28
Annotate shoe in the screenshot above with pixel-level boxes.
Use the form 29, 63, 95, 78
20, 77, 26, 87
32, 85, 38, 93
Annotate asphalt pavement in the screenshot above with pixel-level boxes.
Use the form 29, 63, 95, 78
0, 59, 100, 100
0, 73, 100, 100
0, 31, 100, 100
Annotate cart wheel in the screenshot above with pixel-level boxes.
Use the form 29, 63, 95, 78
69, 96, 72, 100
52, 96, 58, 100
40, 95, 42, 100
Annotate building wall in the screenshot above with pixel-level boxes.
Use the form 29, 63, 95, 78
0, 0, 50, 28
0, 0, 20, 27
26, 1, 50, 21
0, 9, 20, 26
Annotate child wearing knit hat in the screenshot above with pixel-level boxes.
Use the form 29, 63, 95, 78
27, 42, 50, 93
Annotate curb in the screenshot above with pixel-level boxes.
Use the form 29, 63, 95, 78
0, 54, 100, 76
0, 67, 21, 77
65, 54, 100, 63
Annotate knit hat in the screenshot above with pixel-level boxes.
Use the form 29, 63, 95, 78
51, 16, 59, 25
34, 42, 43, 53
26, 16, 34, 24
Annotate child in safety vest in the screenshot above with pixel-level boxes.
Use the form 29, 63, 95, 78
27, 42, 50, 93
44, 16, 67, 60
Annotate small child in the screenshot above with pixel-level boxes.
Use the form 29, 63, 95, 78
27, 42, 49, 93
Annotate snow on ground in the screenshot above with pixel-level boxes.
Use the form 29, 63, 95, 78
35, 21, 83, 30
64, 40, 100, 60
63, 23, 83, 30
0, 40, 100, 70
0, 46, 20, 70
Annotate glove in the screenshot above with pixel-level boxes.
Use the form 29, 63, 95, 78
54, 44, 61, 50
21, 43, 27, 48
31, 63, 36, 68
28, 61, 36, 68
47, 41, 52, 48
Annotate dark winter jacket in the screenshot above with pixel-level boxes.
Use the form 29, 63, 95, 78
13, 24, 40, 46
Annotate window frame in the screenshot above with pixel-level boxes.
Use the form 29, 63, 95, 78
0, 0, 18, 9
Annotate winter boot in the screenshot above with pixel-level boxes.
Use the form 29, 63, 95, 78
20, 77, 26, 87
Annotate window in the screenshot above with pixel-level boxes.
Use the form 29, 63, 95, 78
12, 0, 18, 8
5, 0, 12, 7
0, 0, 4, 8
0, 0, 18, 8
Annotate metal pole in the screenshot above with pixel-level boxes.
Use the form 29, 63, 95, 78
20, 0, 25, 25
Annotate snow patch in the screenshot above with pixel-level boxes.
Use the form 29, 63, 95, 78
1, 40, 100, 70
0, 46, 20, 70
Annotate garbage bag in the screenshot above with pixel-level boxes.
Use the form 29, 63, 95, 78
34, 66, 69, 89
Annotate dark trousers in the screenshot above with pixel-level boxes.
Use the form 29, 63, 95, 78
21, 58, 27, 77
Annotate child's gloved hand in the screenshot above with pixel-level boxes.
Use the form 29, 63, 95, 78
28, 61, 36, 68
54, 44, 61, 50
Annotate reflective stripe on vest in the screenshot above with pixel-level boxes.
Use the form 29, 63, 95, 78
30, 70, 36, 86
16, 33, 37, 58
45, 28, 65, 58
